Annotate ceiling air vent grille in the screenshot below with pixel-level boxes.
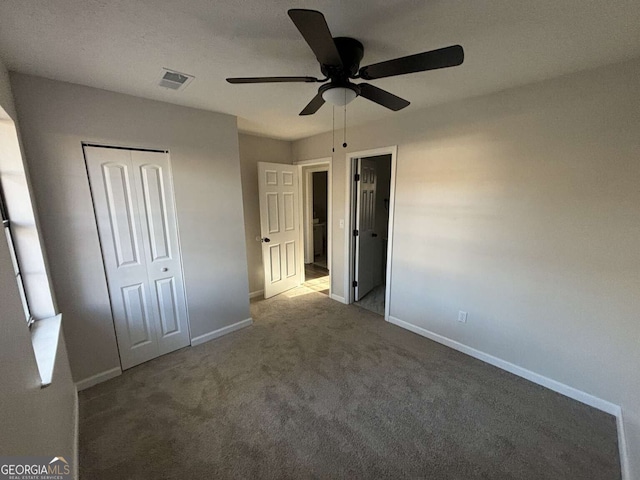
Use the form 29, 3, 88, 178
158, 68, 194, 91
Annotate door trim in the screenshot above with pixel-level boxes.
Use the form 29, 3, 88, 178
344, 146, 397, 320
82, 142, 168, 153
294, 157, 332, 296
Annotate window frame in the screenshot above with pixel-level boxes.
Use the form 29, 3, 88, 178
0, 180, 33, 327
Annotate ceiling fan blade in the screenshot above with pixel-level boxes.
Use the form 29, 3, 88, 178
288, 9, 343, 67
359, 45, 464, 80
358, 83, 410, 111
226, 76, 320, 84
299, 92, 325, 116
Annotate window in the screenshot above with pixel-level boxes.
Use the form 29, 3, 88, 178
0, 180, 32, 326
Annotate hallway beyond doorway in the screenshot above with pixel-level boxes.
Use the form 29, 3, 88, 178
304, 264, 329, 296
355, 284, 385, 316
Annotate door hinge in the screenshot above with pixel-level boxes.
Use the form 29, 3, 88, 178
354, 173, 360, 182
353, 229, 359, 237
352, 280, 358, 287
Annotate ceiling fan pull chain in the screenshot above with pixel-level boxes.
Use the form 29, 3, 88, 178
343, 94, 348, 148
332, 105, 335, 153
343, 115, 347, 148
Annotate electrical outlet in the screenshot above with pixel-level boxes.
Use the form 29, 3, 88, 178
458, 311, 468, 323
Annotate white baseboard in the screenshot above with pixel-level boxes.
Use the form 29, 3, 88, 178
330, 293, 347, 304
387, 315, 629, 478
249, 290, 264, 299
387, 316, 619, 414
191, 318, 253, 346
75, 366, 122, 391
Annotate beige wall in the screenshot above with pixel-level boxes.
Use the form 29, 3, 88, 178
0, 59, 76, 472
238, 133, 293, 295
293, 58, 640, 477
11, 74, 251, 383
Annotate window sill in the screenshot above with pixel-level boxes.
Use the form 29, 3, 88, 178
30, 314, 62, 387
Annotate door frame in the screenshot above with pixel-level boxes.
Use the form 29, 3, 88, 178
294, 157, 332, 295
344, 146, 397, 320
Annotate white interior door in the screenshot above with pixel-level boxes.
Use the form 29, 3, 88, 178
354, 158, 377, 301
85, 146, 190, 370
258, 162, 301, 298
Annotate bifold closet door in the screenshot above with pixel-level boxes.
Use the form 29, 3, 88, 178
85, 146, 190, 370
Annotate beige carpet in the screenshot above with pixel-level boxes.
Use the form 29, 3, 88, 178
79, 286, 620, 479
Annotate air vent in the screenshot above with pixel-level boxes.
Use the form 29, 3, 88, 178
157, 68, 194, 91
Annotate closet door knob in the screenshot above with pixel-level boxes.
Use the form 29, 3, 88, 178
162, 267, 169, 272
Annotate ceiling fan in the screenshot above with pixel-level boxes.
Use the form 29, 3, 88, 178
226, 9, 464, 116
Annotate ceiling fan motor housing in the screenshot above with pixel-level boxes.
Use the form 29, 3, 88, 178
321, 37, 364, 79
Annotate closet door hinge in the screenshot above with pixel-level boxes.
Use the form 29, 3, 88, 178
354, 173, 360, 182
353, 229, 359, 237
352, 280, 358, 288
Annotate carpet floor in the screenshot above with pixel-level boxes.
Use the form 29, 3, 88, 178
79, 286, 620, 479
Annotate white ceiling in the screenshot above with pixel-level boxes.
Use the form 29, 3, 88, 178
1, 0, 639, 140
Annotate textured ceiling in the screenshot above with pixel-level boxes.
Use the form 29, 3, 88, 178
1, 0, 639, 140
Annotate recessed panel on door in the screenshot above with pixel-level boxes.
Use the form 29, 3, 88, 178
266, 170, 278, 185
267, 193, 280, 233
282, 171, 294, 186
270, 244, 282, 283
284, 192, 295, 231
121, 283, 152, 347
285, 241, 296, 278
140, 165, 171, 262
102, 163, 140, 267
155, 277, 180, 337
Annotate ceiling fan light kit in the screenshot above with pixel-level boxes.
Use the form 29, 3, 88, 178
226, 8, 465, 142
321, 85, 358, 106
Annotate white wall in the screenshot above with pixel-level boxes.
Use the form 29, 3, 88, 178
11, 74, 251, 383
0, 59, 76, 473
238, 133, 293, 295
293, 58, 640, 478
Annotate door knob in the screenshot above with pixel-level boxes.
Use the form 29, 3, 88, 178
372, 233, 378, 238
162, 267, 169, 272
262, 238, 271, 243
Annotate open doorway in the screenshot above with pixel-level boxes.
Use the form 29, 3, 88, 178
311, 171, 328, 268
298, 158, 332, 296
344, 146, 397, 320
